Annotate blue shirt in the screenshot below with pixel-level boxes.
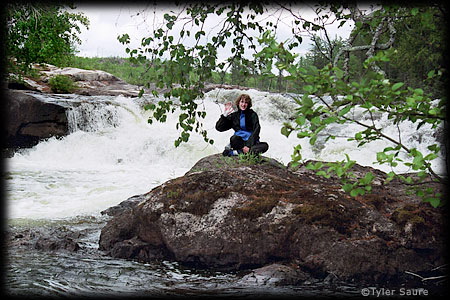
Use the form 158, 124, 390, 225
234, 111, 252, 141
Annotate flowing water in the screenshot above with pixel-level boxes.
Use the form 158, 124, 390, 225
4, 88, 444, 297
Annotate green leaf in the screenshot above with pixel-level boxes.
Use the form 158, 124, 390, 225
118, 33, 130, 44
334, 68, 344, 79
338, 106, 351, 116
342, 183, 354, 193
295, 116, 306, 126
302, 95, 314, 108
350, 187, 365, 197
316, 170, 330, 178
179, 113, 188, 122
359, 172, 374, 185
424, 197, 440, 208
297, 131, 310, 138
424, 153, 438, 161
144, 103, 156, 111
414, 88, 424, 95
310, 116, 321, 126
391, 82, 404, 91
306, 161, 323, 170
345, 94, 354, 101
303, 85, 316, 94
281, 126, 291, 137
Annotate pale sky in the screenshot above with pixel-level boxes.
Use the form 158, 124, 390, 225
71, 3, 356, 60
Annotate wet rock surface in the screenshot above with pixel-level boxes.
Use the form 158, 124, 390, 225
4, 89, 69, 150
7, 218, 107, 258
98, 154, 446, 284
10, 225, 83, 253
239, 263, 310, 286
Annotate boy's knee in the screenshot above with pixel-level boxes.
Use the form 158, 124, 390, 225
230, 135, 245, 150
251, 142, 269, 154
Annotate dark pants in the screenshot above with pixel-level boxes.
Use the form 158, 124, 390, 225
230, 135, 269, 155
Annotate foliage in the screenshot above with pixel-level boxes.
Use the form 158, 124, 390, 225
345, 6, 445, 98
120, 4, 446, 206
388, 7, 445, 98
65, 56, 153, 86
48, 75, 77, 93
280, 52, 445, 207
238, 152, 264, 165
117, 3, 271, 147
306, 35, 346, 69
5, 3, 89, 73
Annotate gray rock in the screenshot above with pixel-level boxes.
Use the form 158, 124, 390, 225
101, 194, 146, 217
9, 226, 81, 252
239, 263, 310, 286
8, 63, 142, 97
99, 154, 445, 283
5, 89, 68, 149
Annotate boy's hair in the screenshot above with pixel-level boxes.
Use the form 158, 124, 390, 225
235, 94, 252, 109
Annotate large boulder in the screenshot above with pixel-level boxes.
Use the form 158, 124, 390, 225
99, 154, 445, 283
4, 89, 69, 150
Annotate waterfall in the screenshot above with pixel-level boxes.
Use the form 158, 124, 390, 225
66, 102, 121, 133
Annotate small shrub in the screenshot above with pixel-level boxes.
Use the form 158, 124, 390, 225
238, 152, 263, 165
48, 75, 77, 93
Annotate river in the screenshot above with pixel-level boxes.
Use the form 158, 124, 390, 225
4, 88, 444, 297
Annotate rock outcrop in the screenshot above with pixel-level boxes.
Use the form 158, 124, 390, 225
8, 63, 141, 97
4, 63, 144, 152
9, 226, 81, 252
4, 89, 69, 150
7, 63, 257, 97
99, 154, 446, 283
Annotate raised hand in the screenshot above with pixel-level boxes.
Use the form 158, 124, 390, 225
223, 102, 234, 116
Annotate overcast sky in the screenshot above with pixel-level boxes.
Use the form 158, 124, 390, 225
71, 3, 356, 60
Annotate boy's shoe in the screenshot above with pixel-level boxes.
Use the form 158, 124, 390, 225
222, 149, 240, 156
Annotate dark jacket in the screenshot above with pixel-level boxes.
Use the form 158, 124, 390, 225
215, 109, 261, 146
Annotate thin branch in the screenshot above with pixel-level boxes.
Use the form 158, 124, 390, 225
315, 94, 444, 183
405, 270, 447, 282
333, 8, 396, 73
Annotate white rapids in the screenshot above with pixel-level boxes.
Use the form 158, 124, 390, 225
5, 88, 445, 220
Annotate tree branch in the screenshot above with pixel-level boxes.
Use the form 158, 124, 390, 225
333, 8, 396, 74
315, 95, 444, 183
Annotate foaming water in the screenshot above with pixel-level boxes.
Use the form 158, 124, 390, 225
6, 95, 216, 219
